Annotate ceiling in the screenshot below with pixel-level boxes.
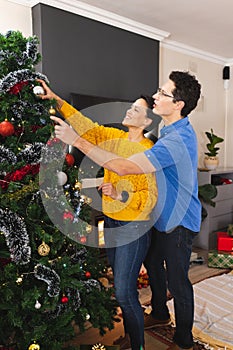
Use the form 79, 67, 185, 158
11, 0, 233, 64
74, 0, 233, 64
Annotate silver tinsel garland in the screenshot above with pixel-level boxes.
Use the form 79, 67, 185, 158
0, 145, 17, 164
0, 143, 46, 167
34, 264, 60, 297
0, 208, 31, 264
83, 279, 101, 293
17, 142, 44, 164
0, 69, 49, 93
0, 32, 39, 66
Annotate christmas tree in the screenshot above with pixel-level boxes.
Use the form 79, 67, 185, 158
0, 30, 117, 350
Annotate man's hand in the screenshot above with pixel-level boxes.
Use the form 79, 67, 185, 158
50, 116, 79, 145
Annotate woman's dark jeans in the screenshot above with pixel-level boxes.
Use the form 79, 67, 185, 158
104, 217, 152, 350
144, 226, 197, 349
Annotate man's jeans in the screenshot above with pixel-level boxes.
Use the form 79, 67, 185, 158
104, 217, 152, 350
144, 226, 197, 349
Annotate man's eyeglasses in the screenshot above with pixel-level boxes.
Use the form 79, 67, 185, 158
156, 88, 174, 99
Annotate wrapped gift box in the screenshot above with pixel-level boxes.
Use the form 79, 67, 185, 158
208, 250, 233, 268
216, 231, 227, 238
217, 233, 233, 251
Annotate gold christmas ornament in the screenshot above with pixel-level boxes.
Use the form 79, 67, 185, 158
49, 107, 56, 115
86, 197, 92, 205
86, 224, 92, 234
85, 313, 91, 320
38, 241, 50, 256
74, 181, 82, 190
92, 344, 106, 350
28, 342, 40, 350
80, 194, 87, 202
16, 276, 23, 285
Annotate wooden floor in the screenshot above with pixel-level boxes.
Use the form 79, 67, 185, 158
68, 249, 230, 350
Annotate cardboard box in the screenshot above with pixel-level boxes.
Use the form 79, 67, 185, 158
217, 233, 233, 251
208, 250, 233, 268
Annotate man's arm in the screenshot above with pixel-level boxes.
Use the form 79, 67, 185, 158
73, 134, 155, 175
50, 116, 156, 175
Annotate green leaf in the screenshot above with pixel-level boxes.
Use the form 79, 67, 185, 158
198, 183, 217, 207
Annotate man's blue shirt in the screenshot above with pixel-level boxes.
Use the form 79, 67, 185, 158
144, 117, 201, 232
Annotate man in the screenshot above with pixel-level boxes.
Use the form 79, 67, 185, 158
44, 71, 202, 350
39, 79, 157, 350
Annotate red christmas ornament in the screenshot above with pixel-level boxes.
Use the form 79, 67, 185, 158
61, 295, 69, 303
65, 153, 75, 166
47, 137, 61, 147
85, 271, 91, 278
52, 137, 61, 144
63, 211, 74, 221
0, 120, 15, 137
80, 236, 87, 244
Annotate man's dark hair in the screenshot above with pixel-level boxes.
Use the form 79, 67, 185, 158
169, 71, 201, 117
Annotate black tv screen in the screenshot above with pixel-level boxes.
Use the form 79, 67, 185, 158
70, 92, 131, 112
69, 93, 132, 169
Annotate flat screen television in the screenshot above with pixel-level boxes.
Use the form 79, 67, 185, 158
70, 92, 131, 111
69, 93, 131, 168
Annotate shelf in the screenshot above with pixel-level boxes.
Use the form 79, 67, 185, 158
194, 168, 233, 250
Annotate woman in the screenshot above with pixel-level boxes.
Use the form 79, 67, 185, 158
39, 79, 157, 350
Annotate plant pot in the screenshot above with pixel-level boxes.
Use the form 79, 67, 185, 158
204, 156, 219, 170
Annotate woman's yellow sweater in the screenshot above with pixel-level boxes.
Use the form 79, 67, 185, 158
59, 102, 157, 221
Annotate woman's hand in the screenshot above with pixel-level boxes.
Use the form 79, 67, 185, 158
37, 79, 64, 108
98, 182, 121, 201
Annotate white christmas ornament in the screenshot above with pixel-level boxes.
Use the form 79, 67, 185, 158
57, 171, 68, 186
33, 86, 44, 95
35, 300, 41, 309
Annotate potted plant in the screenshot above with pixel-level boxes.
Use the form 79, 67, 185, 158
198, 183, 217, 220
204, 128, 224, 169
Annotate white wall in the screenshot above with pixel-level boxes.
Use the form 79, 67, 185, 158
1, 0, 232, 169
160, 46, 228, 168
0, 0, 32, 36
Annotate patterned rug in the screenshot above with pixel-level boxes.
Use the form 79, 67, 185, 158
146, 325, 208, 349
167, 271, 233, 350
146, 271, 233, 350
